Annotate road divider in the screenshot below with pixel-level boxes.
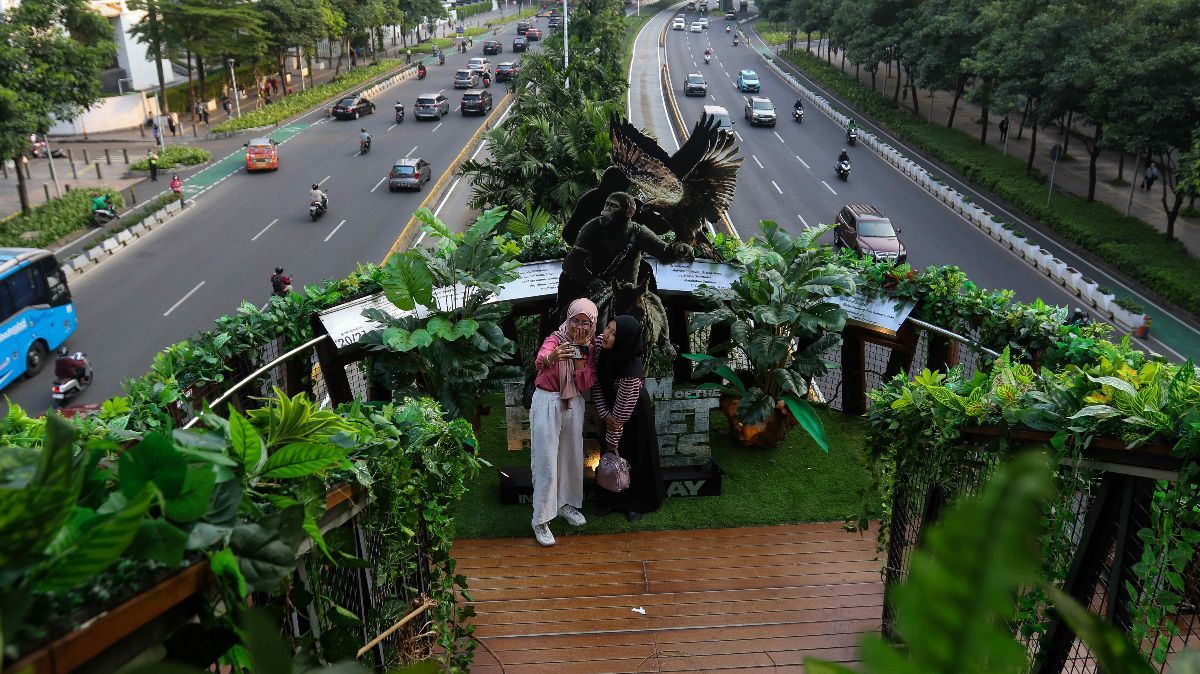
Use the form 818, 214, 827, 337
745, 31, 1151, 336
382, 91, 514, 262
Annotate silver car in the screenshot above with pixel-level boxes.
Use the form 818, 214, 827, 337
454, 69, 479, 89
414, 93, 450, 120
389, 157, 432, 191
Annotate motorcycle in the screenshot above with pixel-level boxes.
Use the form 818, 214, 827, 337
835, 159, 851, 181
704, 53, 711, 64
29, 142, 65, 159
309, 195, 328, 221
51, 348, 93, 408
417, 67, 427, 80
847, 129, 858, 146
793, 108, 804, 123
733, 36, 739, 46
438, 52, 445, 65
726, 24, 730, 32
394, 104, 405, 123
91, 209, 117, 226
359, 137, 371, 154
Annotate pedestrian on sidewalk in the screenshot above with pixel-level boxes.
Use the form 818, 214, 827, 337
151, 122, 162, 147
1143, 162, 1159, 191
223, 83, 230, 100
168, 111, 178, 136
406, 48, 412, 64
147, 151, 159, 182
169, 174, 183, 204
223, 99, 233, 116
998, 116, 1010, 142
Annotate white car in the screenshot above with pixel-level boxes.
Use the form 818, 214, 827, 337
672, 17, 686, 30
466, 57, 491, 74
697, 17, 709, 28
689, 22, 703, 32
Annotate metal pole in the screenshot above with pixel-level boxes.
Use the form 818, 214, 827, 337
562, 0, 569, 90
1126, 154, 1141, 217
228, 60, 242, 117
1047, 154, 1058, 208
41, 134, 62, 197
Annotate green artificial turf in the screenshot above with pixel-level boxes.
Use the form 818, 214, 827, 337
452, 393, 874, 541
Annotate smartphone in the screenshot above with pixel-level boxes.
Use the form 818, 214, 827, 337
570, 344, 589, 359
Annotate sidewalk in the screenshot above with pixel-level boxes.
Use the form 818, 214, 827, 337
785, 40, 1200, 258
1, 2, 525, 222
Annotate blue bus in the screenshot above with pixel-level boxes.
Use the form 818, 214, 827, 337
0, 248, 76, 391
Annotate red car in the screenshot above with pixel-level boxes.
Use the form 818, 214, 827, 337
244, 137, 279, 171
526, 27, 542, 41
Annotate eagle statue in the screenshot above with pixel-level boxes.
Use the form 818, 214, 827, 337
563, 112, 742, 260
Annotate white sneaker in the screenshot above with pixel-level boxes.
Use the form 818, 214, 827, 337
533, 523, 556, 546
559, 504, 587, 527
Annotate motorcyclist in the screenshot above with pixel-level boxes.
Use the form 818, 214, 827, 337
310, 183, 327, 209
394, 100, 404, 112
54, 347, 89, 380
846, 120, 858, 140
725, 24, 730, 32
482, 71, 491, 87
417, 62, 427, 78
359, 128, 371, 150
90, 192, 117, 219
838, 148, 850, 164
438, 50, 446, 65
794, 98, 804, 111
270, 267, 293, 297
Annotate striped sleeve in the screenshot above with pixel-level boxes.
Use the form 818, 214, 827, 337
604, 378, 641, 447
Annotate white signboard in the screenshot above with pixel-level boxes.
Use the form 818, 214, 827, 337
653, 259, 739, 293
492, 259, 563, 303
829, 293, 916, 335
318, 292, 411, 349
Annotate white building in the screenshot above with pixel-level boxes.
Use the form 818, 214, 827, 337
91, 0, 178, 92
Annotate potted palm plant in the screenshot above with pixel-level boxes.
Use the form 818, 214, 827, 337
360, 207, 522, 429
686, 222, 857, 449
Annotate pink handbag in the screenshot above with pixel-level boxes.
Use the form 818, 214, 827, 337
596, 450, 630, 493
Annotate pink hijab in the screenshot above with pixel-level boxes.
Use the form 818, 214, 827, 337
554, 298, 598, 402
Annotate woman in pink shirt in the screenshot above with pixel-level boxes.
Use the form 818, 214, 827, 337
529, 298, 598, 546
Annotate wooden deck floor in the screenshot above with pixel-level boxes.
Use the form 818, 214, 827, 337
454, 522, 884, 673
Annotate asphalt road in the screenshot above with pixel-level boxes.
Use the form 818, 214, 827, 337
5, 23, 539, 414
654, 8, 1190, 360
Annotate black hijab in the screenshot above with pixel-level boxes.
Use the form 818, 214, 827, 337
598, 315, 645, 400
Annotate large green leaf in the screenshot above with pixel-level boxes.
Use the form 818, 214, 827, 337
209, 547, 247, 599
244, 608, 293, 674
120, 432, 188, 499
259, 443, 345, 479
33, 414, 77, 489
228, 409, 264, 471
165, 466, 217, 523
129, 519, 188, 567
736, 387, 775, 426
1043, 585, 1155, 674
782, 395, 829, 453
229, 505, 306, 593
0, 486, 75, 571
37, 489, 153, 591
381, 254, 433, 311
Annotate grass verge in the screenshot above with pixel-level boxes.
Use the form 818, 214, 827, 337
454, 393, 872, 540
622, 0, 673, 95
1, 187, 123, 248
776, 47, 1200, 318
129, 145, 211, 171
212, 60, 401, 133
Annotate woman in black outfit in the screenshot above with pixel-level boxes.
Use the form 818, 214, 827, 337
592, 315, 664, 523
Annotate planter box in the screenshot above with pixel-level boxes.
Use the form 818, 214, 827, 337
1016, 239, 1038, 260
997, 229, 1014, 248
1111, 306, 1143, 331
1009, 236, 1028, 253
1078, 278, 1100, 305
1063, 267, 1083, 295
1033, 248, 1054, 272
1094, 292, 1116, 319
1047, 257, 1067, 280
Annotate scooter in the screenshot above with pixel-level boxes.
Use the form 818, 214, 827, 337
793, 107, 804, 123
438, 51, 446, 65
309, 195, 328, 221
51, 348, 93, 408
394, 104, 405, 123
91, 209, 118, 226
733, 36, 739, 45
359, 137, 371, 154
847, 129, 858, 146
835, 159, 851, 181
417, 67, 427, 80
704, 53, 711, 64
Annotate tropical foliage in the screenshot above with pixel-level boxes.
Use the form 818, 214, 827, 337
688, 222, 858, 449
361, 207, 521, 421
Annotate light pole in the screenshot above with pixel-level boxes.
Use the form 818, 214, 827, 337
228, 59, 242, 118
562, 0, 569, 85
40, 133, 62, 197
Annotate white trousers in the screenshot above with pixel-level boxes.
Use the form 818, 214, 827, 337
530, 387, 585, 526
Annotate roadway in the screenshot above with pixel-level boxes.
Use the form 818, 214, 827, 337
6, 21, 539, 413
645, 5, 1191, 361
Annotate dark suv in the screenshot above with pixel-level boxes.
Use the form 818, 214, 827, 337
495, 61, 519, 82
332, 95, 375, 119
834, 204, 907, 263
414, 93, 450, 120
516, 20, 529, 34
482, 40, 502, 55
684, 73, 707, 96
461, 89, 493, 115
512, 36, 528, 52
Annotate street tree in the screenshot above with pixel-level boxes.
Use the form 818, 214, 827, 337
907, 0, 983, 127
258, 0, 328, 96
127, 0, 172, 113
0, 0, 113, 214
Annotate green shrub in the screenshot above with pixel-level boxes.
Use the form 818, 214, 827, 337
0, 187, 124, 248
456, 1, 491, 20
779, 48, 1200, 316
163, 64, 257, 112
111, 192, 182, 234
760, 31, 788, 45
212, 60, 401, 133
130, 145, 210, 170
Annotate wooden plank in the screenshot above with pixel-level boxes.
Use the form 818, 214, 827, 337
455, 522, 858, 550
468, 581, 883, 614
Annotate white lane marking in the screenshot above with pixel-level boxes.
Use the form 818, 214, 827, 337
437, 88, 445, 94
406, 145, 418, 157
822, 180, 837, 195
774, 131, 785, 143
455, 104, 462, 111
387, 123, 397, 131
324, 219, 348, 242
734, 131, 744, 142
163, 281, 205, 317
318, 175, 331, 186
770, 180, 783, 194
752, 155, 764, 169
796, 155, 810, 169
371, 176, 388, 192
353, 150, 361, 156
251, 218, 278, 242
798, 214, 808, 226
433, 122, 444, 133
